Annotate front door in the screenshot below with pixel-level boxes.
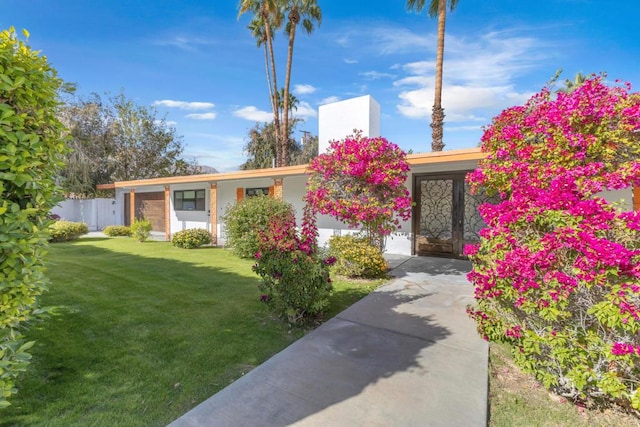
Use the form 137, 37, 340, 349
413, 172, 494, 258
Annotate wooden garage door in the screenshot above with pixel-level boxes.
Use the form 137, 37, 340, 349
124, 192, 165, 232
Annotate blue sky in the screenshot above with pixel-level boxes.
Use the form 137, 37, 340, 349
4, 0, 639, 171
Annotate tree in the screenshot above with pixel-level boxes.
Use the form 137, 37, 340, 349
281, 0, 321, 167
559, 71, 588, 94
292, 131, 318, 164
58, 93, 197, 194
239, 0, 284, 165
306, 132, 412, 251
0, 27, 68, 407
240, 121, 317, 169
406, 0, 459, 152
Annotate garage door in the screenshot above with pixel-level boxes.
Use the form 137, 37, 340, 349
124, 192, 165, 232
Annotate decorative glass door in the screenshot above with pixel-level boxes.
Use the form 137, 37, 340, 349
413, 173, 493, 257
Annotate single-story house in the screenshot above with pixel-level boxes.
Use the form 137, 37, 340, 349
94, 95, 638, 258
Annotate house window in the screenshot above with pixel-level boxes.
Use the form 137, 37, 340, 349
246, 187, 270, 197
174, 189, 206, 211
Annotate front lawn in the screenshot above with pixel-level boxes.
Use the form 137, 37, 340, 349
1, 238, 377, 426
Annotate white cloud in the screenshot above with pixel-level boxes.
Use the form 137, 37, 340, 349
154, 119, 178, 127
292, 101, 317, 119
370, 27, 435, 55
184, 134, 247, 172
152, 35, 217, 51
233, 106, 273, 122
360, 70, 396, 80
344, 58, 358, 64
186, 112, 217, 120
293, 84, 316, 95
319, 96, 340, 105
394, 30, 548, 122
153, 100, 215, 110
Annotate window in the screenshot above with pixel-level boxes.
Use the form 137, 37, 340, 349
245, 187, 270, 197
174, 189, 206, 211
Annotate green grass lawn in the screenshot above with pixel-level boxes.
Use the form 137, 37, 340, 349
1, 237, 378, 427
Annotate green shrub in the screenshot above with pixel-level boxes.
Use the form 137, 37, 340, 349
328, 235, 387, 278
0, 27, 69, 407
103, 225, 131, 237
130, 218, 152, 242
172, 228, 212, 249
253, 208, 333, 324
223, 195, 294, 258
49, 221, 89, 242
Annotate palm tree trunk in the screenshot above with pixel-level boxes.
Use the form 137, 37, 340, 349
263, 18, 282, 166
282, 8, 299, 168
431, 0, 446, 152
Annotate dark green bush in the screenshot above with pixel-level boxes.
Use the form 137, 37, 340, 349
223, 196, 294, 258
172, 228, 212, 249
49, 221, 89, 242
130, 218, 152, 242
328, 235, 387, 278
103, 225, 131, 237
0, 27, 68, 407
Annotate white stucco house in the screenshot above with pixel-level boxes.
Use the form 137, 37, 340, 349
95, 95, 638, 258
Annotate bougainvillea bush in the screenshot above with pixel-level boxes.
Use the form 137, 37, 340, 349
466, 76, 640, 410
253, 204, 334, 324
306, 131, 412, 251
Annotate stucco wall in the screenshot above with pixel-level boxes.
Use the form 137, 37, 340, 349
318, 95, 380, 155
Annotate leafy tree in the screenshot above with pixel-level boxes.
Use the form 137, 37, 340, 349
306, 131, 412, 250
240, 121, 317, 169
0, 27, 68, 408
58, 93, 198, 194
407, 0, 460, 152
292, 131, 318, 164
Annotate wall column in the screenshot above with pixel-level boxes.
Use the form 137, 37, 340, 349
273, 178, 283, 200
634, 187, 639, 211
164, 186, 171, 241
129, 189, 135, 225
210, 183, 218, 245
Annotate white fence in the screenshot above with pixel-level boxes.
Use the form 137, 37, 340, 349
51, 198, 117, 231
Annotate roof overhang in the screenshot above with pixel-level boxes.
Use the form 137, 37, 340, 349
98, 147, 486, 190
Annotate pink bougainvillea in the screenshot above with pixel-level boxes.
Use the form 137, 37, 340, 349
306, 131, 412, 249
466, 76, 640, 409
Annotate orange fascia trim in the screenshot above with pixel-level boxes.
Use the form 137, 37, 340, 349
96, 183, 116, 190
112, 164, 309, 189
406, 147, 486, 165
108, 148, 486, 189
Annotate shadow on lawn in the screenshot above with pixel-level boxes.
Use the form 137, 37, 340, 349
1, 240, 283, 427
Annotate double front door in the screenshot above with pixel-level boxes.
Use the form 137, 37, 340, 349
413, 172, 494, 258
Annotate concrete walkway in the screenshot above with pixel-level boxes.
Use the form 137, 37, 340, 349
169, 256, 488, 427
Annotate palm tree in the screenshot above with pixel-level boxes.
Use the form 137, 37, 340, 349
560, 72, 588, 94
281, 0, 321, 167
277, 87, 299, 125
406, 0, 459, 152
239, 0, 284, 164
